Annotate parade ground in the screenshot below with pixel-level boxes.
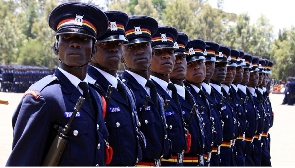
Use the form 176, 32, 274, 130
0, 92, 294, 166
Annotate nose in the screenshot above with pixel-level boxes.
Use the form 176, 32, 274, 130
161, 53, 171, 59
70, 42, 81, 48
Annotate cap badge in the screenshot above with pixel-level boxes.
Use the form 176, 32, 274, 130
227, 56, 231, 61
203, 49, 207, 56
173, 42, 179, 49
110, 21, 118, 31
74, 15, 84, 26
161, 33, 167, 42
134, 26, 142, 35
219, 52, 223, 57
189, 48, 195, 55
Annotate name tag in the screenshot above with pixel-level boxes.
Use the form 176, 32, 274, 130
221, 106, 226, 111
165, 111, 175, 116
64, 112, 81, 118
109, 107, 121, 113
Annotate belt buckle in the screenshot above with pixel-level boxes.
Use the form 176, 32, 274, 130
207, 152, 212, 162
218, 146, 220, 155
232, 139, 236, 146
177, 151, 184, 164
199, 155, 204, 166
243, 133, 245, 141
154, 159, 161, 167
258, 134, 262, 140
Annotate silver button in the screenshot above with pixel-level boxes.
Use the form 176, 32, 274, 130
97, 124, 99, 130
96, 164, 99, 166
169, 125, 172, 129
116, 122, 120, 127
145, 120, 148, 124
73, 130, 78, 136
97, 143, 101, 149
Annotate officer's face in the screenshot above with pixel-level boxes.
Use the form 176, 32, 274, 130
211, 62, 227, 83
150, 48, 175, 75
57, 34, 93, 67
185, 60, 206, 84
122, 42, 152, 71
205, 61, 215, 81
233, 66, 244, 84
241, 68, 250, 85
247, 71, 259, 87
258, 72, 265, 85
222, 66, 236, 86
93, 40, 124, 70
170, 54, 187, 80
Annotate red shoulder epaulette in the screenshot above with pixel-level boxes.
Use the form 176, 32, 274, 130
23, 89, 40, 100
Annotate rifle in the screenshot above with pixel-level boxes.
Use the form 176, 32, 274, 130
42, 96, 85, 166
0, 100, 8, 105
105, 85, 114, 103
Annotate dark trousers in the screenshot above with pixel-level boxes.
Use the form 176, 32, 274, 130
244, 142, 255, 166
253, 139, 262, 166
210, 152, 220, 166
235, 140, 246, 166
219, 147, 233, 166
261, 134, 271, 166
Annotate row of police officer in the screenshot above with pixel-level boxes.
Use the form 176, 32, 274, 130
6, 2, 274, 166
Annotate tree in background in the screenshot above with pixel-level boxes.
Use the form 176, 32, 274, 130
0, 0, 294, 80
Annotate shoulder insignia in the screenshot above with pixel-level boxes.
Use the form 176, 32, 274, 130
23, 89, 40, 99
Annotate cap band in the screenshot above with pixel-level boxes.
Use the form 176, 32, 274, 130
108, 22, 125, 31
57, 18, 97, 34
152, 36, 174, 43
126, 28, 151, 37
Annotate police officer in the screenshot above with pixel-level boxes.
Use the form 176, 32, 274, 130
237, 53, 257, 166
203, 41, 223, 166
149, 26, 187, 166
6, 2, 109, 166
184, 39, 214, 166
261, 59, 273, 166
220, 48, 240, 167
231, 50, 248, 166
120, 15, 170, 166
209, 45, 236, 166
170, 33, 205, 166
247, 56, 264, 166
86, 11, 143, 166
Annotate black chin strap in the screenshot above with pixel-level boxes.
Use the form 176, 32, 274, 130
91, 57, 117, 72
149, 69, 168, 77
126, 67, 147, 73
59, 59, 89, 69
170, 78, 184, 83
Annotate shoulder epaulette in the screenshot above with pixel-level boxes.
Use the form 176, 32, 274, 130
23, 75, 58, 99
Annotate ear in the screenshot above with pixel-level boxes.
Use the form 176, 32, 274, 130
53, 42, 59, 55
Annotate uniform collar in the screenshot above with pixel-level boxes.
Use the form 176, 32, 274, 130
248, 87, 257, 97
221, 84, 230, 94
126, 70, 147, 88
150, 75, 169, 93
202, 82, 211, 95
210, 83, 222, 95
237, 84, 247, 94
231, 84, 238, 92
90, 65, 118, 88
174, 83, 185, 99
58, 67, 87, 94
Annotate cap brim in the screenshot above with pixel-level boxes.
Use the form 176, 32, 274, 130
127, 37, 151, 44
56, 28, 96, 39
97, 35, 128, 43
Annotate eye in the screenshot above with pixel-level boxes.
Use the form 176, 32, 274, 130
61, 35, 71, 40
80, 36, 90, 41
116, 41, 123, 46
127, 45, 133, 49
